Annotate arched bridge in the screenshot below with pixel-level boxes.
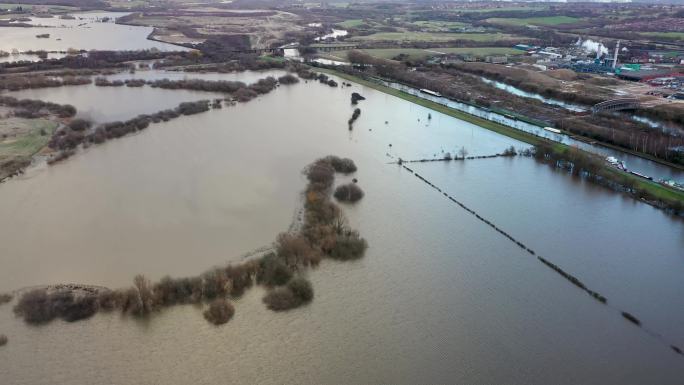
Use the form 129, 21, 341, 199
592, 98, 640, 114
230, 44, 357, 54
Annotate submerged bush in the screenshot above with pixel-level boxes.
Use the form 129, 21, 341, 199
348, 108, 361, 129
324, 156, 357, 174
278, 74, 299, 85
329, 231, 368, 261
68, 118, 91, 132
257, 253, 293, 286
334, 183, 364, 203
13, 289, 98, 324
287, 277, 314, 302
203, 298, 235, 325
262, 277, 313, 311
0, 293, 12, 305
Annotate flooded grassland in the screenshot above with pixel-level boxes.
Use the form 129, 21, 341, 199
0, 72, 683, 384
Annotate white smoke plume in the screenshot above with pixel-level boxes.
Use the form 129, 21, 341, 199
581, 39, 608, 56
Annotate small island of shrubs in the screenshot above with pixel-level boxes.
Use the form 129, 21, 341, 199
334, 183, 364, 203
203, 299, 235, 325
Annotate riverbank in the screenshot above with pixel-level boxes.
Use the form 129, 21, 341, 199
314, 67, 684, 209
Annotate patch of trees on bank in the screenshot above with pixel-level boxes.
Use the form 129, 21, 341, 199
0, 75, 91, 91
0, 50, 173, 74
0, 96, 76, 118
12, 156, 367, 326
0, 293, 12, 305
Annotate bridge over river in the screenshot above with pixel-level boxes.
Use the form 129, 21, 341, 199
230, 43, 358, 55
592, 98, 641, 114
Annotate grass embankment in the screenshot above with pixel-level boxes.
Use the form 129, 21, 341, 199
486, 16, 583, 27
0, 119, 57, 158
348, 32, 520, 42
337, 19, 365, 28
314, 68, 684, 207
322, 47, 522, 61
639, 32, 684, 41
410, 20, 468, 31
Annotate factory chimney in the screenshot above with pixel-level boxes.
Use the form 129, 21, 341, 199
612, 40, 620, 69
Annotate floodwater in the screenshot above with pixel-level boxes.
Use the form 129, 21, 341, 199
0, 12, 186, 52
384, 80, 684, 182
0, 72, 683, 384
8, 69, 288, 123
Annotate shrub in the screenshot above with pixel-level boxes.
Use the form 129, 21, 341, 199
257, 253, 293, 286
176, 100, 210, 115
276, 233, 321, 267
287, 277, 313, 302
262, 277, 314, 311
0, 334, 7, 346
348, 108, 361, 129
334, 183, 364, 203
13, 289, 98, 324
13, 289, 55, 324
324, 156, 357, 173
68, 118, 91, 132
0, 293, 12, 305
351, 92, 365, 105
263, 287, 298, 311
234, 87, 258, 102
305, 159, 335, 187
278, 74, 299, 85
203, 298, 235, 325
328, 231, 368, 260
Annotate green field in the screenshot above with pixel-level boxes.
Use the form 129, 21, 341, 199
0, 118, 57, 159
411, 20, 468, 31
349, 31, 520, 42
337, 19, 365, 28
322, 47, 523, 61
487, 16, 582, 27
640, 32, 684, 40
457, 6, 548, 13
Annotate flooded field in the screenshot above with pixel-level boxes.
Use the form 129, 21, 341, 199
0, 12, 186, 52
0, 72, 683, 384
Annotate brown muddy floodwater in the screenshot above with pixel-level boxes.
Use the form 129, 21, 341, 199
0, 71, 683, 384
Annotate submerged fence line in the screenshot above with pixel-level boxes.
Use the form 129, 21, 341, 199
397, 153, 512, 164
399, 162, 684, 357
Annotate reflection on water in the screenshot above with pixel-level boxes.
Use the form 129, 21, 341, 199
0, 72, 683, 384
0, 12, 187, 52
0, 52, 67, 63
479, 76, 586, 112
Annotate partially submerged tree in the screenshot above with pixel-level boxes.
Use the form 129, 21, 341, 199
203, 299, 235, 325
